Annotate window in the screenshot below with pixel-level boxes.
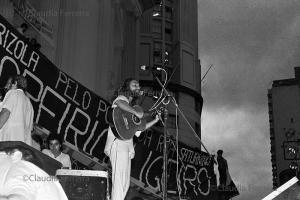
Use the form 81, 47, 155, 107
152, 19, 162, 39
165, 6, 173, 20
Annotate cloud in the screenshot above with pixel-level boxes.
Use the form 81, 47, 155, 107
198, 0, 300, 108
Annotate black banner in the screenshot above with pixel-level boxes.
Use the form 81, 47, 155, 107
133, 129, 216, 199
0, 14, 217, 199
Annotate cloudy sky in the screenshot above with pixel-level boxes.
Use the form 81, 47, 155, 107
197, 0, 300, 199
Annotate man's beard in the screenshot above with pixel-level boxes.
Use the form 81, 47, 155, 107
130, 90, 143, 98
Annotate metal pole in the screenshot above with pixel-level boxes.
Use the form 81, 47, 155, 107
161, 1, 168, 199
162, 104, 168, 200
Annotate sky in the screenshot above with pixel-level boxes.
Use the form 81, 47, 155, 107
197, 0, 300, 199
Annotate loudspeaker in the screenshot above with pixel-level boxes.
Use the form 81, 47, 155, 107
0, 141, 62, 176
56, 169, 109, 200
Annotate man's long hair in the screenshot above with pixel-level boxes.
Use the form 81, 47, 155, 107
111, 78, 139, 105
12, 75, 27, 92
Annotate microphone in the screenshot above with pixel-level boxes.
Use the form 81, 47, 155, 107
140, 65, 162, 71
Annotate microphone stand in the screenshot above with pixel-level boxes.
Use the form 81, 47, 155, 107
162, 96, 168, 200
150, 72, 169, 200
152, 73, 211, 200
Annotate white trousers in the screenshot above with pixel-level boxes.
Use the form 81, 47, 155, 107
109, 142, 131, 200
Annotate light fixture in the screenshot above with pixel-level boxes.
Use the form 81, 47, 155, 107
289, 161, 298, 170
288, 147, 297, 156
152, 12, 160, 17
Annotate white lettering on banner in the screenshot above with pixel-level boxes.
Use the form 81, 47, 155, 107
139, 151, 153, 181
55, 71, 98, 112
177, 164, 184, 194
197, 168, 210, 196
36, 86, 68, 133
135, 131, 212, 197
83, 120, 98, 151
23, 69, 44, 102
58, 103, 71, 134
168, 159, 180, 194
145, 155, 162, 191
0, 55, 20, 75
20, 44, 29, 66
14, 40, 25, 59
156, 134, 164, 152
3, 28, 9, 48
180, 164, 210, 196
0, 23, 6, 44
190, 152, 200, 165
82, 91, 91, 110
5, 32, 17, 55
140, 153, 211, 197
90, 128, 108, 155
181, 148, 193, 163
65, 78, 80, 105
182, 164, 198, 195
55, 71, 67, 89
28, 51, 39, 72
0, 23, 39, 72
181, 147, 210, 166
96, 99, 107, 118
104, 105, 110, 124
143, 131, 153, 148
65, 108, 91, 147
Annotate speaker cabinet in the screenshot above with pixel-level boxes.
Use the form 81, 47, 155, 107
56, 169, 109, 200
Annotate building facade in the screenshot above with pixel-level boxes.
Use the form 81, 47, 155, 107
268, 67, 300, 188
137, 0, 202, 148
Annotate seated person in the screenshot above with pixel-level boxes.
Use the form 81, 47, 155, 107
0, 146, 68, 200
42, 133, 71, 169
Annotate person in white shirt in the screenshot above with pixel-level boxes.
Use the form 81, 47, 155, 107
105, 78, 160, 200
0, 75, 34, 146
0, 77, 12, 109
42, 133, 72, 169
0, 146, 68, 200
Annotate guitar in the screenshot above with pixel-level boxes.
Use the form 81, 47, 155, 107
107, 105, 160, 140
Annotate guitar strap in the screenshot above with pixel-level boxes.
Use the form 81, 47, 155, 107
110, 124, 122, 140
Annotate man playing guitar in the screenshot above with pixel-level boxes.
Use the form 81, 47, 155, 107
104, 78, 160, 200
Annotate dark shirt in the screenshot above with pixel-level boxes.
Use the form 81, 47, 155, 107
217, 156, 228, 185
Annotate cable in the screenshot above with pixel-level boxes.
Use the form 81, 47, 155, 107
149, 69, 211, 155
157, 108, 184, 199
171, 96, 211, 155
175, 107, 183, 200
149, 68, 168, 111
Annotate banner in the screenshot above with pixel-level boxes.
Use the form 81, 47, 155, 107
0, 14, 217, 199
133, 129, 216, 199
